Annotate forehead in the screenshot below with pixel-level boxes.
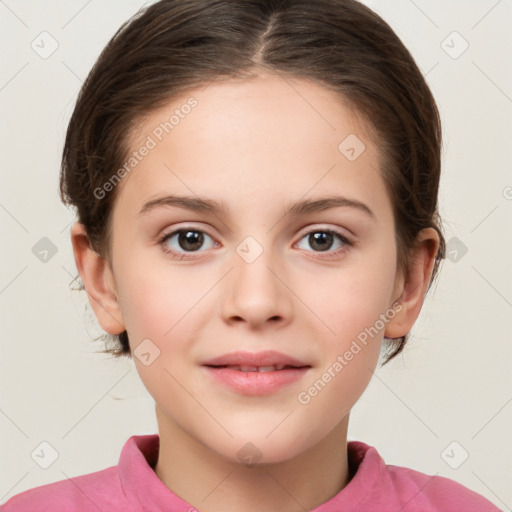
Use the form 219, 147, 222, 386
114, 73, 391, 223
129, 73, 372, 154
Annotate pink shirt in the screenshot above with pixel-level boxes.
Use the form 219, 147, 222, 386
1, 434, 501, 511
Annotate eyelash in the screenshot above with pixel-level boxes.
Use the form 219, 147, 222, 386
158, 226, 353, 261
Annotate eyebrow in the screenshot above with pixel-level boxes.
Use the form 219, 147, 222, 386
139, 194, 376, 220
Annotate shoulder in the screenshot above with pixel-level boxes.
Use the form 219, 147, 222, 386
0, 466, 129, 512
382, 461, 502, 511
0, 434, 159, 512
347, 441, 502, 512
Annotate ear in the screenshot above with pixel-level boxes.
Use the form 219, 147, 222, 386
70, 222, 126, 335
384, 227, 441, 339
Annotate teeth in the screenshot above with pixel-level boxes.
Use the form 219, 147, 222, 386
239, 365, 260, 372
258, 366, 276, 373
226, 365, 283, 372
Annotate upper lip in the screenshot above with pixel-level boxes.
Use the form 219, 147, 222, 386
202, 350, 311, 368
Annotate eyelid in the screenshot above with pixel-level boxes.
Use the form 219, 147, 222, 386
158, 222, 216, 239
296, 223, 354, 242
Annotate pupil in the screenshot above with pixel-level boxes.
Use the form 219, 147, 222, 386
310, 232, 332, 251
179, 230, 204, 251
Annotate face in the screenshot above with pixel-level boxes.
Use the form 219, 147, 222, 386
105, 74, 403, 464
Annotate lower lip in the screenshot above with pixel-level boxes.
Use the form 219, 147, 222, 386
201, 366, 311, 396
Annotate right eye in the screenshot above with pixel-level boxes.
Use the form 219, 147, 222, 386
159, 228, 217, 259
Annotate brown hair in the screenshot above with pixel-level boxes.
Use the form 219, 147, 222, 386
60, 0, 446, 366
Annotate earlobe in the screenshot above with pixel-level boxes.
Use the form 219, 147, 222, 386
70, 222, 126, 335
384, 228, 441, 339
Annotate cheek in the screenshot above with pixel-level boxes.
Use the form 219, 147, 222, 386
294, 262, 394, 421
305, 246, 397, 347
115, 258, 210, 350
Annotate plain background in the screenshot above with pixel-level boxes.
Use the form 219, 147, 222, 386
0, 0, 511, 508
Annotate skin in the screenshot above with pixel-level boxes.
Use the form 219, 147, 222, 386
71, 73, 440, 512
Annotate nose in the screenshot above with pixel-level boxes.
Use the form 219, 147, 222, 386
221, 242, 293, 330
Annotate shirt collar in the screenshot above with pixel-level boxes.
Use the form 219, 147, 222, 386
119, 434, 383, 511
119, 434, 192, 511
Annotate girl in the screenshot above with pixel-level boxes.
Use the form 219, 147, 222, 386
2, 0, 502, 510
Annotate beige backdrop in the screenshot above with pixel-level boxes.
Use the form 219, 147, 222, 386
0, 0, 510, 509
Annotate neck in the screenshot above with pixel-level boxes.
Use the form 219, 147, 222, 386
154, 406, 351, 512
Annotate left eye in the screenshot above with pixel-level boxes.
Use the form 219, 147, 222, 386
296, 230, 351, 253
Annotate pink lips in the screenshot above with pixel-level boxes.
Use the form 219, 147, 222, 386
201, 350, 312, 396
201, 350, 310, 368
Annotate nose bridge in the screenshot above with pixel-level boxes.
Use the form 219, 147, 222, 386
221, 234, 292, 327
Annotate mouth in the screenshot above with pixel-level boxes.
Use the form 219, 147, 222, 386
201, 351, 313, 395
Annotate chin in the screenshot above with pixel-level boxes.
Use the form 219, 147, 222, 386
210, 430, 314, 467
